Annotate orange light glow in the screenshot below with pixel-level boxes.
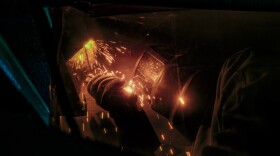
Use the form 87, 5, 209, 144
123, 86, 134, 94
186, 151, 191, 156
159, 146, 163, 151
68, 39, 116, 72
103, 128, 107, 134
179, 97, 185, 105
168, 122, 173, 130
139, 94, 144, 101
161, 134, 165, 141
170, 148, 174, 155
123, 80, 135, 94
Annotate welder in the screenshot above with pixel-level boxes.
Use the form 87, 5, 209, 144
87, 47, 280, 156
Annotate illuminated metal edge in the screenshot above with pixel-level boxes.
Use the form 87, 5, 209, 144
0, 34, 50, 126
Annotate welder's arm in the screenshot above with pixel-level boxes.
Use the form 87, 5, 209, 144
87, 74, 137, 114
87, 74, 160, 154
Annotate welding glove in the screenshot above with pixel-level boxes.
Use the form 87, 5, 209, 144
87, 74, 138, 115
87, 74, 160, 154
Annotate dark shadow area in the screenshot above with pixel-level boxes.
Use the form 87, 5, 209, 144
0, 68, 139, 156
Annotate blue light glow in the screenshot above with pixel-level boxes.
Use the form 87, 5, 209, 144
0, 34, 50, 126
43, 7, 53, 29
0, 58, 21, 90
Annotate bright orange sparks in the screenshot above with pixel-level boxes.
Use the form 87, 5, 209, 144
161, 134, 165, 141
123, 80, 134, 94
179, 97, 185, 105
123, 86, 134, 94
168, 122, 173, 130
170, 149, 174, 155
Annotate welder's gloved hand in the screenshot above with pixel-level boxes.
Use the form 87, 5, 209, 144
87, 74, 138, 115
87, 74, 161, 154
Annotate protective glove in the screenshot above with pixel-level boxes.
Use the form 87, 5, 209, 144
87, 74, 138, 115
87, 74, 160, 154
